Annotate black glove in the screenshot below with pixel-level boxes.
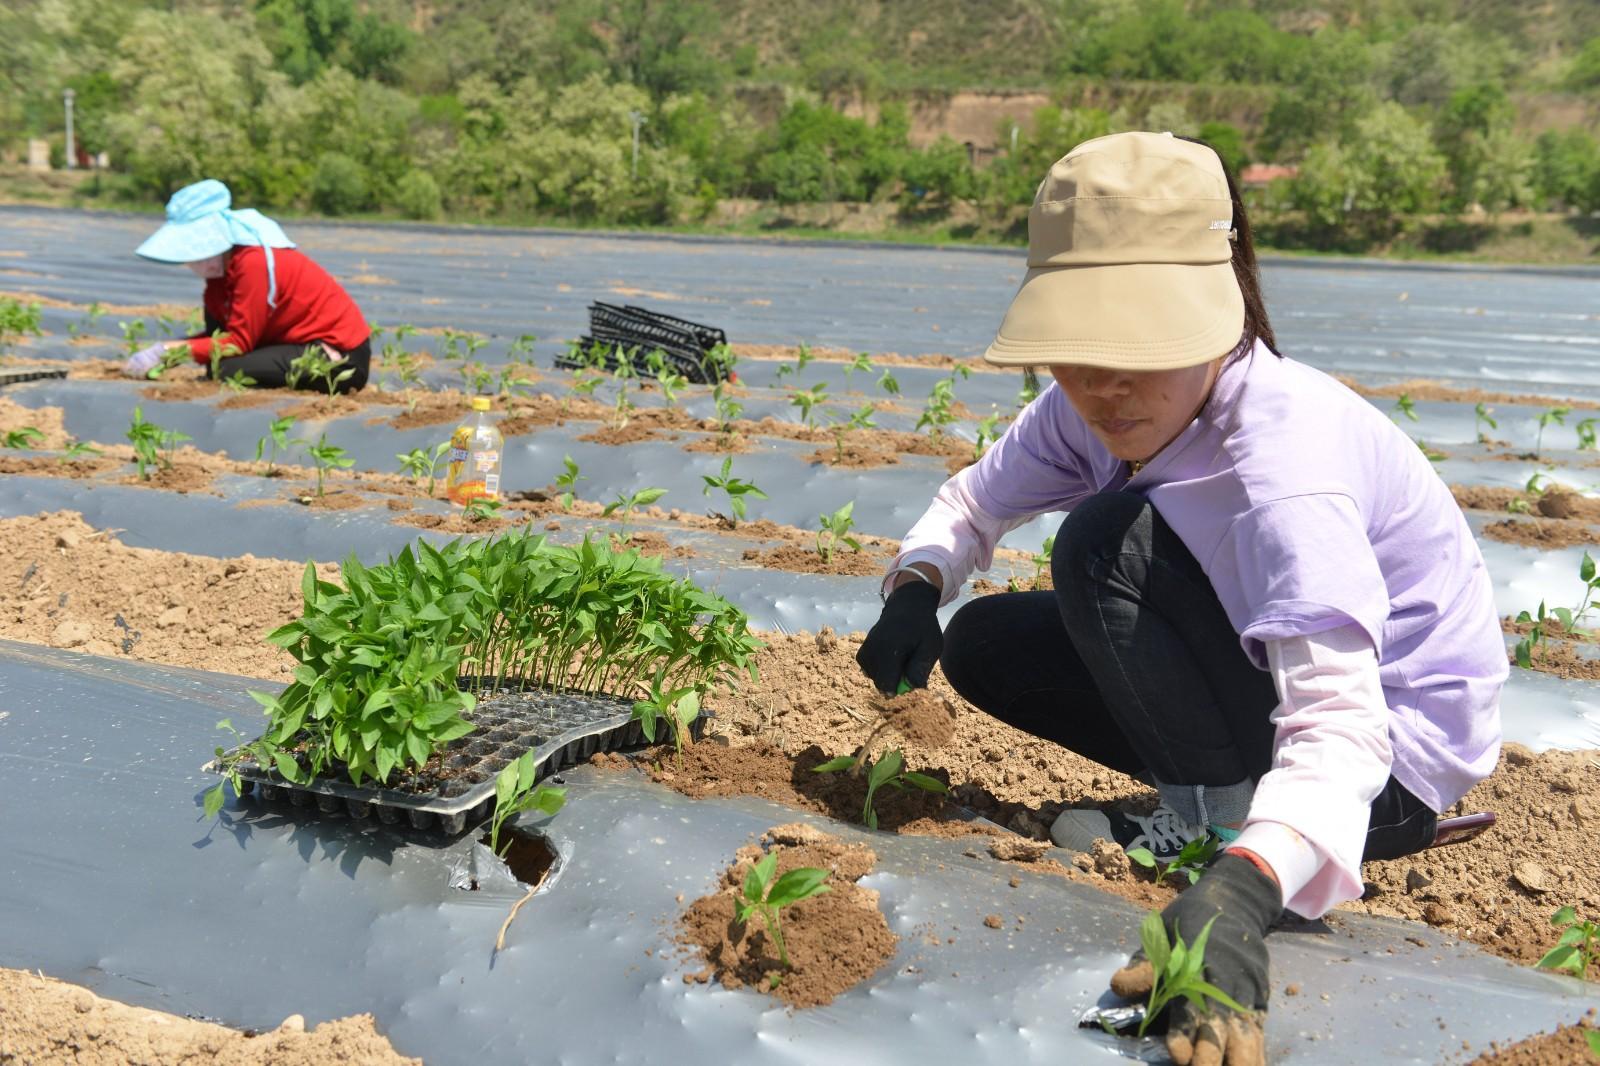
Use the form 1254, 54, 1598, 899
1109, 853, 1282, 1066
855, 580, 942, 693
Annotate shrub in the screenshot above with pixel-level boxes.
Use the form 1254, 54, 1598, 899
310, 152, 370, 215
394, 171, 442, 220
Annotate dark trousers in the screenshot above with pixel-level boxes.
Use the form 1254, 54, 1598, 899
214, 338, 371, 392
940, 492, 1436, 863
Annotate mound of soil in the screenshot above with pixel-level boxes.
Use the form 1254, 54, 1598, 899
115, 460, 217, 495
1452, 485, 1600, 524
1512, 642, 1600, 681
0, 968, 419, 1065
0, 394, 68, 449
804, 443, 900, 468
1337, 377, 1600, 413
678, 824, 898, 1008
578, 424, 665, 445
682, 433, 751, 454
395, 511, 511, 534
876, 688, 958, 749
1354, 743, 1600, 970
1469, 1013, 1600, 1065
1483, 517, 1600, 550
742, 544, 886, 576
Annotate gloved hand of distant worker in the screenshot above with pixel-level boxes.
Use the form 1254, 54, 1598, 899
123, 342, 170, 379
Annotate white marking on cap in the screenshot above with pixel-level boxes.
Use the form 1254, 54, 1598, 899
1209, 219, 1231, 230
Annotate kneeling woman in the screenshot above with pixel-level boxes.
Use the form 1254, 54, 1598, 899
856, 132, 1505, 1065
125, 179, 371, 391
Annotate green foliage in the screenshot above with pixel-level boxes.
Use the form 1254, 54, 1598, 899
973, 411, 1005, 460
1134, 911, 1248, 1038
631, 678, 701, 763
1537, 407, 1571, 460
735, 847, 831, 980
1577, 418, 1598, 452
1474, 402, 1499, 441
916, 379, 957, 438
255, 415, 300, 475
1393, 393, 1419, 423
125, 406, 187, 480
1533, 130, 1600, 212
394, 171, 442, 220
0, 297, 43, 352
603, 486, 668, 527
1, 426, 44, 449
489, 751, 566, 857
60, 440, 102, 462
1290, 103, 1447, 241
790, 382, 828, 428
812, 747, 947, 830
1126, 834, 1222, 886
305, 433, 354, 497
311, 151, 370, 215
1537, 905, 1600, 978
397, 441, 451, 498
220, 532, 761, 795
816, 501, 861, 563
555, 454, 587, 511
701, 456, 766, 525
712, 383, 743, 435
463, 496, 504, 523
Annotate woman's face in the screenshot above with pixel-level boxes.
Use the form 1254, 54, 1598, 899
185, 253, 227, 280
1050, 358, 1223, 463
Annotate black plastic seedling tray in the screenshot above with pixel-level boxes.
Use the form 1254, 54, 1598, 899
211, 687, 704, 835
0, 368, 69, 388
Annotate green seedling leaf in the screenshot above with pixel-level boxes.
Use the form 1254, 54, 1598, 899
766, 867, 832, 909
1127, 847, 1157, 869
811, 756, 856, 773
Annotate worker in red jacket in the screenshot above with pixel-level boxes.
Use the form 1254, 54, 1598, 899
125, 180, 371, 392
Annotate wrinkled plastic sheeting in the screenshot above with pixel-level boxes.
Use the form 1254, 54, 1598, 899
1, 640, 1597, 1066
3, 468, 1598, 751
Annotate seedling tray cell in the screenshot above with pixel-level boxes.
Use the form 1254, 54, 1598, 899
214, 687, 703, 834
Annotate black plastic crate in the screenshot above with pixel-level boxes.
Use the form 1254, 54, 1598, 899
0, 368, 68, 388
553, 303, 731, 384
209, 688, 704, 835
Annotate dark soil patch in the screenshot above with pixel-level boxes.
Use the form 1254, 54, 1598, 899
677, 824, 898, 1008
486, 831, 558, 888
742, 545, 886, 576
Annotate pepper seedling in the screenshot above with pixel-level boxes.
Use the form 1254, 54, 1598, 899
844, 351, 873, 379
603, 486, 668, 529
488, 751, 567, 857
555, 454, 587, 511
256, 415, 300, 476
631, 680, 701, 765
1537, 905, 1600, 979
1536, 406, 1570, 461
735, 846, 831, 986
1474, 402, 1498, 443
59, 440, 102, 463
1127, 833, 1221, 886
712, 383, 743, 435
701, 456, 766, 525
1578, 418, 1598, 453
305, 434, 354, 498
917, 379, 958, 438
464, 496, 504, 523
1392, 393, 1418, 423
1, 426, 43, 449
816, 502, 862, 563
790, 382, 828, 428
878, 368, 900, 397
1133, 911, 1248, 1038
812, 748, 948, 829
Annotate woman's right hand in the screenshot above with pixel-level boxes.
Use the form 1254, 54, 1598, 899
855, 579, 944, 693
122, 342, 171, 379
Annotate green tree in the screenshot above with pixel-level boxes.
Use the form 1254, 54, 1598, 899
1291, 103, 1447, 241
1197, 121, 1249, 178
1259, 29, 1378, 161
1532, 129, 1600, 212
1569, 38, 1600, 90
310, 152, 369, 215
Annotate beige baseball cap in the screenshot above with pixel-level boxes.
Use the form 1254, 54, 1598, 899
983, 131, 1244, 372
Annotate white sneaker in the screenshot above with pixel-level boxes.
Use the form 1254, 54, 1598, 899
1050, 803, 1207, 862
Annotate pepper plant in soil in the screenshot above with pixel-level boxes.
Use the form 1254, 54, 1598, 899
736, 847, 832, 987
488, 752, 567, 857
209, 533, 762, 810
1132, 912, 1247, 1038
812, 748, 948, 829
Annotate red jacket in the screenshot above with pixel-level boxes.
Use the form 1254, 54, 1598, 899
190, 245, 369, 362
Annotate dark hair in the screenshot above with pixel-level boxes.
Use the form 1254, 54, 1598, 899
1177, 135, 1279, 360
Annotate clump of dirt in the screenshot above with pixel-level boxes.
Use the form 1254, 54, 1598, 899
876, 688, 958, 749
1468, 1013, 1600, 1065
275, 393, 372, 422
742, 544, 886, 576
804, 443, 900, 468
578, 424, 666, 445
1483, 517, 1600, 550
971, 574, 1053, 596
394, 511, 511, 535
0, 453, 120, 479
115, 460, 217, 495
0, 511, 337, 678
677, 825, 897, 1008
0, 394, 68, 449
1354, 743, 1600, 968
682, 433, 751, 454
1336, 376, 1600, 413
385, 404, 464, 430
617, 531, 696, 560
0, 967, 419, 1065
1451, 485, 1600, 525
296, 491, 369, 511
1512, 642, 1600, 681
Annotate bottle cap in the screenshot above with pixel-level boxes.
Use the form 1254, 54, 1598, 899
471, 397, 491, 412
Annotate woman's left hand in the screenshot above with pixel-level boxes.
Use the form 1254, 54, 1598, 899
122, 342, 172, 379
1109, 853, 1281, 1065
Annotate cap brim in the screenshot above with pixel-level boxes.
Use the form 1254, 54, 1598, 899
984, 261, 1244, 371
135, 217, 231, 264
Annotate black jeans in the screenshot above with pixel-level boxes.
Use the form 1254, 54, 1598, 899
941, 491, 1436, 863
213, 338, 371, 392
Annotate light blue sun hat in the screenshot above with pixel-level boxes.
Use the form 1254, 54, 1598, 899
135, 179, 296, 306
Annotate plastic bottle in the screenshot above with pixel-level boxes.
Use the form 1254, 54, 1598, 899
446, 396, 503, 506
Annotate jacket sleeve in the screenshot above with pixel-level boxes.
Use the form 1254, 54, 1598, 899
188, 255, 267, 363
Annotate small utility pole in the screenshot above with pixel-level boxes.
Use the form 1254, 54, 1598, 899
628, 110, 646, 179
63, 89, 76, 170
1010, 124, 1019, 155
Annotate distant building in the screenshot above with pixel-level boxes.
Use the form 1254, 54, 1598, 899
1240, 163, 1298, 187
